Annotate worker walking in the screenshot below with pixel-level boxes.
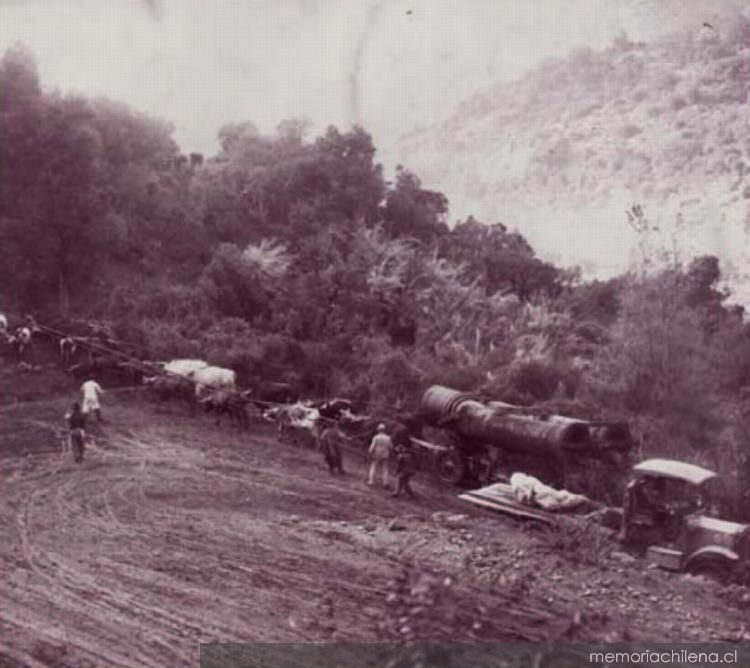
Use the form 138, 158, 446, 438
319, 425, 345, 475
65, 402, 87, 463
368, 424, 393, 488
15, 326, 32, 360
393, 440, 418, 499
81, 378, 104, 422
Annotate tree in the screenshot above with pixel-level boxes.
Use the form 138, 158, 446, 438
313, 125, 385, 226
587, 269, 732, 461
0, 67, 106, 313
440, 218, 562, 299
38, 95, 107, 313
0, 46, 46, 308
383, 166, 448, 243
200, 242, 282, 320
275, 118, 310, 145
217, 120, 261, 155
0, 45, 195, 311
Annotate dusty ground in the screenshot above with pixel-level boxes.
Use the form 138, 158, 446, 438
0, 377, 748, 668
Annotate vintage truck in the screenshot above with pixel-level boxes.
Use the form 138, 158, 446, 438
460, 457, 750, 584
619, 458, 750, 583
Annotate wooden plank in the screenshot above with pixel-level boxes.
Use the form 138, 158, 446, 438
459, 490, 556, 524
459, 493, 555, 524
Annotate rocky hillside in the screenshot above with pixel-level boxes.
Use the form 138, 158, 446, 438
398, 14, 750, 303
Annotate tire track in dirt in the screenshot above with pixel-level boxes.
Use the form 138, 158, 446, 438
97, 445, 396, 642
8, 486, 169, 667
46, 477, 255, 653
5, 396, 744, 667
1, 406, 412, 666
3, 423, 246, 665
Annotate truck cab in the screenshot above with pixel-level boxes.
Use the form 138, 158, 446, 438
620, 458, 750, 583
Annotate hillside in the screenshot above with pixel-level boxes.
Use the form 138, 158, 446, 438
398, 15, 750, 302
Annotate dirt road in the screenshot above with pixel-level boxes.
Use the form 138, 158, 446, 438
1, 390, 747, 667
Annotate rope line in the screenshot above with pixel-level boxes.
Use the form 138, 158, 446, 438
1, 309, 423, 451
1, 308, 415, 413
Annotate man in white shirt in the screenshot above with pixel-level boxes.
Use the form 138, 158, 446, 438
368, 424, 393, 488
81, 378, 104, 422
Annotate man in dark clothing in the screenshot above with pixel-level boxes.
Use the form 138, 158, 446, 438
391, 422, 412, 449
319, 426, 344, 475
393, 441, 418, 499
618, 476, 671, 543
65, 402, 87, 463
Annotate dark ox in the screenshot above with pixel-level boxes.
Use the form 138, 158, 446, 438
59, 337, 78, 367
248, 382, 300, 408
200, 389, 251, 431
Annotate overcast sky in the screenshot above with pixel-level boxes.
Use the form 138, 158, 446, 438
2, 0, 741, 162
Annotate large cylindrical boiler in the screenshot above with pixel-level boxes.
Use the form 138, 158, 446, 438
420, 385, 592, 456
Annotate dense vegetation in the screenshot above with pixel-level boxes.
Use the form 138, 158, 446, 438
1, 44, 749, 505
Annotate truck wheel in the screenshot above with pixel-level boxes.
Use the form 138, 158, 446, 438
688, 558, 732, 585
436, 450, 466, 485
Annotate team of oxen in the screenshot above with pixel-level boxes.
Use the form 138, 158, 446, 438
141, 358, 374, 449
0, 312, 378, 449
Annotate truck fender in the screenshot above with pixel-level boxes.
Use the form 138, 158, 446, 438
684, 546, 738, 572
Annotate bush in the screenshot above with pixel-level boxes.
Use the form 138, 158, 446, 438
198, 318, 264, 382
140, 319, 202, 359
371, 351, 424, 411
294, 341, 342, 397
583, 268, 746, 476
420, 359, 485, 395
200, 243, 271, 320
508, 360, 580, 402
540, 520, 613, 568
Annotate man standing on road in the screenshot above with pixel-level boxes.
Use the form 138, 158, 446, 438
368, 424, 393, 489
81, 378, 104, 422
393, 440, 418, 499
319, 425, 345, 475
65, 402, 87, 463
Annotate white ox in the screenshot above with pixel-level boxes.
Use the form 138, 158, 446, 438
187, 365, 236, 398
163, 359, 209, 378
264, 401, 321, 448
